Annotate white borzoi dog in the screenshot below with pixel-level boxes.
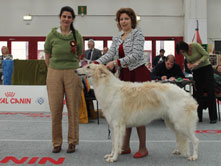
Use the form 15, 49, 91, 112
76, 64, 199, 162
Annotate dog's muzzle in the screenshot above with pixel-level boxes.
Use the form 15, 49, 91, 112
75, 69, 85, 76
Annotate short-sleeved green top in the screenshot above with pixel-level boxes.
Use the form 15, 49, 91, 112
44, 27, 83, 69
183, 43, 210, 70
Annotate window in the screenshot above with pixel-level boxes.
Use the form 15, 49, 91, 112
144, 40, 152, 64
156, 40, 175, 56
11, 41, 29, 60
107, 40, 112, 48
0, 42, 7, 50
37, 41, 45, 59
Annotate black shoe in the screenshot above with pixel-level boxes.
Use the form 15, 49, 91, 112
198, 119, 202, 122
210, 120, 217, 124
67, 144, 75, 153
52, 146, 61, 153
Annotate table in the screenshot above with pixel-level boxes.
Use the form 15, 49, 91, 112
156, 79, 193, 94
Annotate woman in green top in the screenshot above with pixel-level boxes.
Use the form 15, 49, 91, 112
176, 41, 217, 124
44, 6, 83, 153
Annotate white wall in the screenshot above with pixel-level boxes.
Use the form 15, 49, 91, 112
0, 0, 184, 37
184, 0, 207, 43
207, 0, 221, 45
0, 0, 220, 45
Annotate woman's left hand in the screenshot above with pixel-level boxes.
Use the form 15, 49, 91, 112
187, 63, 193, 70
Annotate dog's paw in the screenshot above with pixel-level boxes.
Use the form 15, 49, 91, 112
106, 157, 117, 162
188, 155, 198, 161
181, 152, 190, 157
104, 154, 112, 159
172, 149, 181, 155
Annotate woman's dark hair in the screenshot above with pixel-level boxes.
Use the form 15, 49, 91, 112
176, 41, 189, 54
115, 8, 137, 31
59, 6, 77, 42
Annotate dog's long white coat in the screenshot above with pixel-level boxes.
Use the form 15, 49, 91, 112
77, 64, 199, 162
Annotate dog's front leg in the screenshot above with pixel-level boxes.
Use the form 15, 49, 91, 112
106, 124, 120, 162
104, 127, 115, 159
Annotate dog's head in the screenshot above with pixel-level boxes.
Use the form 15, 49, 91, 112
76, 63, 110, 79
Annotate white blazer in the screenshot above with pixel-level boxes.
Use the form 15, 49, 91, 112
96, 28, 145, 71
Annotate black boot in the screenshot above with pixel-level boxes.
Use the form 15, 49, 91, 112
197, 107, 203, 122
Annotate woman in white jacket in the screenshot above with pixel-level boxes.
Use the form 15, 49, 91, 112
96, 8, 151, 158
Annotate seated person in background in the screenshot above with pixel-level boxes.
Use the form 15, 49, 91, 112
0, 46, 13, 84
145, 62, 152, 72
152, 49, 166, 68
151, 54, 185, 81
102, 47, 109, 55
84, 39, 102, 62
214, 65, 221, 96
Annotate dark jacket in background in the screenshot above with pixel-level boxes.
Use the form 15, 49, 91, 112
152, 55, 166, 68
84, 48, 102, 61
151, 61, 185, 80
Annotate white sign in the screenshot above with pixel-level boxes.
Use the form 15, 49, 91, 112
0, 85, 51, 112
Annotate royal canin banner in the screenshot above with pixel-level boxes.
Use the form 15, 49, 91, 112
0, 86, 67, 112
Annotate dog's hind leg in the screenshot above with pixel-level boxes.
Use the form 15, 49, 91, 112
164, 118, 190, 156
164, 119, 181, 155
175, 122, 199, 160
184, 129, 199, 161
174, 131, 190, 157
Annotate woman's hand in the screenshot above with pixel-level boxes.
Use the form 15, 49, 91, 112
169, 77, 176, 81
45, 53, 51, 67
161, 76, 167, 80
106, 60, 117, 70
187, 63, 193, 70
187, 60, 201, 70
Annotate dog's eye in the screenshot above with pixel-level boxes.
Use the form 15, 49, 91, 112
87, 66, 90, 69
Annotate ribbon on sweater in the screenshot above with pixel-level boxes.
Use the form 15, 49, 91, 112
70, 41, 77, 54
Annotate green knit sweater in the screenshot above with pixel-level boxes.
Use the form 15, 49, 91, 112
44, 27, 83, 69
183, 43, 210, 70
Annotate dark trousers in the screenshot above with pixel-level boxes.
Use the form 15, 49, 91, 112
193, 65, 217, 121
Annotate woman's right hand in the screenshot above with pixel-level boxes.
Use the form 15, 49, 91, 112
106, 61, 115, 70
45, 59, 49, 67
45, 53, 51, 67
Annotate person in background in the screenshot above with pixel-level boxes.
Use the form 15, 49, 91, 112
84, 39, 102, 62
95, 8, 150, 158
102, 47, 109, 55
214, 65, 221, 96
145, 62, 152, 72
0, 46, 13, 84
176, 41, 217, 124
151, 54, 184, 81
44, 6, 83, 153
152, 49, 166, 68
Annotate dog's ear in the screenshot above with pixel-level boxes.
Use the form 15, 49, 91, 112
98, 67, 109, 78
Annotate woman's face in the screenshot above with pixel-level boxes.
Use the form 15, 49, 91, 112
1, 46, 7, 54
119, 13, 132, 32
60, 11, 74, 28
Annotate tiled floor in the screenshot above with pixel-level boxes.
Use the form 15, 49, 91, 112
0, 111, 220, 166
